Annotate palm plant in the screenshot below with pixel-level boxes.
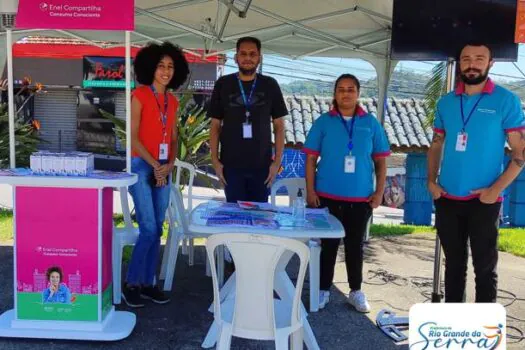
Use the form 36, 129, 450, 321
423, 61, 448, 127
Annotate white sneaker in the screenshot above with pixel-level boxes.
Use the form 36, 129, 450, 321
348, 290, 371, 313
319, 290, 330, 309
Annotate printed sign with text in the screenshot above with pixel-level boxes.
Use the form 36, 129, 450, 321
410, 303, 506, 350
16, 0, 134, 31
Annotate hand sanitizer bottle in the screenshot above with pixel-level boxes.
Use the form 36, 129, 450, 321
293, 188, 306, 225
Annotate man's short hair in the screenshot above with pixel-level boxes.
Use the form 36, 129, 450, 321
457, 42, 493, 61
236, 37, 261, 52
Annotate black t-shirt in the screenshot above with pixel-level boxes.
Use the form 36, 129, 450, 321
207, 73, 288, 169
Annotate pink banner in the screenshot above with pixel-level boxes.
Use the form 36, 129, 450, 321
16, 187, 99, 296
102, 187, 113, 291
16, 0, 134, 31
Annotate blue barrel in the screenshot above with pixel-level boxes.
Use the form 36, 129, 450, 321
403, 153, 433, 225
509, 168, 525, 227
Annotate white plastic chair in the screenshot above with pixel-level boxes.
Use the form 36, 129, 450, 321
112, 187, 139, 304
159, 160, 223, 290
206, 233, 311, 350
270, 178, 322, 313
159, 186, 191, 291
270, 178, 306, 207
173, 160, 196, 265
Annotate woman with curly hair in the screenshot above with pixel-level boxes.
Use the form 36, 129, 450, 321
123, 42, 189, 308
42, 266, 72, 304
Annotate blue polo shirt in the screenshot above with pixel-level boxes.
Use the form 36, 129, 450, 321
434, 79, 525, 200
303, 106, 391, 202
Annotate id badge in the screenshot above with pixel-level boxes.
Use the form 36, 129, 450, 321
159, 143, 169, 160
344, 156, 356, 173
455, 132, 468, 152
243, 122, 253, 139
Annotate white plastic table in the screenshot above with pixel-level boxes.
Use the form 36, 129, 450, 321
0, 173, 137, 341
189, 202, 344, 350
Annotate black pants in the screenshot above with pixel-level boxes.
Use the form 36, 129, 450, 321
319, 198, 372, 291
223, 167, 269, 203
434, 197, 501, 303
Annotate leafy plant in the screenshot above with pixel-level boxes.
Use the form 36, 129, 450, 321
423, 61, 448, 128
100, 92, 214, 187
99, 109, 126, 148
175, 93, 213, 188
0, 103, 41, 168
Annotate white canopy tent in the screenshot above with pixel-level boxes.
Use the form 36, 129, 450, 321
1, 0, 397, 169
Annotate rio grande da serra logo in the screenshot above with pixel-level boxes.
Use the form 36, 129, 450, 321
410, 322, 504, 350
409, 304, 506, 350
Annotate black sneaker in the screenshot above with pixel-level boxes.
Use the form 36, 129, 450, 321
122, 285, 145, 308
140, 285, 171, 304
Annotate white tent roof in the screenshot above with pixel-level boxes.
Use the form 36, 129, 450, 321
0, 0, 393, 65
0, 0, 395, 142
1, 0, 396, 170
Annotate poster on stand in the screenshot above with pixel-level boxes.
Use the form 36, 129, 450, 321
15, 187, 99, 321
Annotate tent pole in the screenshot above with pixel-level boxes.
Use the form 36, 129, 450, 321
7, 28, 15, 168
375, 57, 397, 126
377, 59, 391, 125
431, 58, 456, 303
125, 31, 131, 173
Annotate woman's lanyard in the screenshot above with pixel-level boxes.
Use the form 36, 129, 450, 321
237, 74, 257, 123
338, 112, 357, 155
150, 85, 169, 142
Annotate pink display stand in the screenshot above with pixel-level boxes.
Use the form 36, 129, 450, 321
0, 174, 137, 341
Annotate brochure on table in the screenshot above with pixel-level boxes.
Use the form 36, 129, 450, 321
204, 201, 332, 230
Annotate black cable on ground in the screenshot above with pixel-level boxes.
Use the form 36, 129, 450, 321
360, 268, 525, 344
364, 268, 408, 287
507, 326, 525, 343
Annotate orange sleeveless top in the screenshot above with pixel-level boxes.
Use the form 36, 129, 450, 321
131, 85, 178, 160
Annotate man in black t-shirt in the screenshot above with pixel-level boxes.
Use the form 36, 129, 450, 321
208, 37, 288, 203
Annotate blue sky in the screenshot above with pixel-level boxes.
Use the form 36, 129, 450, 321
223, 44, 525, 88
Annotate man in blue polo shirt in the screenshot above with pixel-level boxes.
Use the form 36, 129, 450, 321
304, 74, 390, 312
428, 42, 525, 303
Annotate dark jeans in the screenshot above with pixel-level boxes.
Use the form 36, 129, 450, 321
319, 197, 372, 291
434, 197, 501, 303
223, 167, 269, 203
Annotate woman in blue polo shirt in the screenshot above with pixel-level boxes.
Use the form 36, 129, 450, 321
303, 74, 390, 312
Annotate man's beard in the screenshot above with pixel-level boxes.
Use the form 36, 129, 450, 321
239, 66, 257, 75
460, 68, 489, 85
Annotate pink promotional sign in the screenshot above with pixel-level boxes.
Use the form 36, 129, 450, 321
16, 0, 135, 31
16, 187, 100, 321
